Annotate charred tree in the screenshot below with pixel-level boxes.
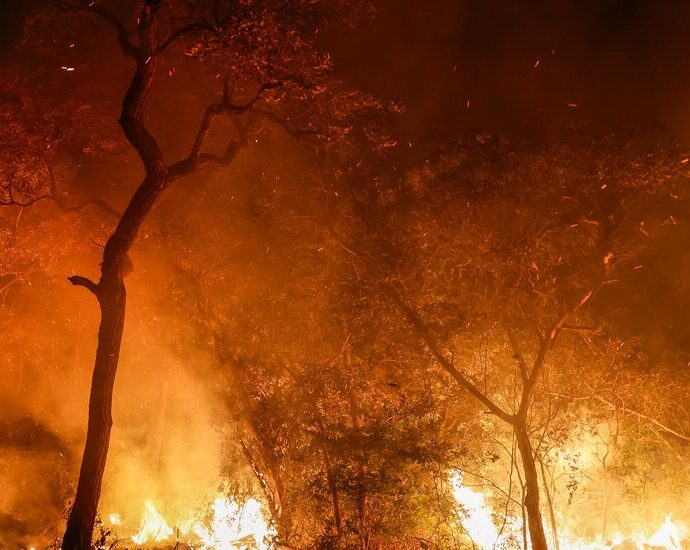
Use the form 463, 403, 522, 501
59, 1, 270, 546
62, 4, 167, 547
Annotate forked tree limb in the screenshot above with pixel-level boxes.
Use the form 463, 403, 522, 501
67, 275, 99, 296
388, 290, 514, 424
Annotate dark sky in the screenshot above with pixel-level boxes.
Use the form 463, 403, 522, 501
328, 0, 690, 145
2, 1, 689, 144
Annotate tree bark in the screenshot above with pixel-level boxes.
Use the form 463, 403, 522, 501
345, 366, 369, 547
514, 423, 548, 550
61, 3, 166, 549
61, 277, 125, 550
538, 454, 560, 550
321, 444, 342, 539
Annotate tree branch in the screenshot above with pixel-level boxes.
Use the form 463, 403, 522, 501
505, 326, 529, 386
226, 81, 282, 110
2, 192, 120, 218
516, 284, 601, 419
57, 1, 140, 59
552, 391, 690, 444
389, 290, 513, 423
46, 158, 120, 217
68, 275, 99, 296
548, 286, 597, 342
3, 182, 120, 220
251, 108, 323, 141
167, 81, 287, 178
167, 103, 225, 177
516, 336, 550, 420
157, 21, 213, 53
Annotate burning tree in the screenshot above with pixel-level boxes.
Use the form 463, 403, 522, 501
12, 0, 395, 548
321, 131, 690, 548
152, 147, 462, 546
5, 2, 690, 548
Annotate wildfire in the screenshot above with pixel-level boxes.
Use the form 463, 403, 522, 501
108, 513, 122, 526
107, 495, 273, 549
644, 516, 687, 549
132, 501, 174, 545
193, 497, 272, 550
450, 473, 501, 548
451, 472, 688, 550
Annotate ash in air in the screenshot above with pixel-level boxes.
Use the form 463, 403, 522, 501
1, 2, 690, 550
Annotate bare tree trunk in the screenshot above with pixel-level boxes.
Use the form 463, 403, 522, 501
343, 348, 369, 549
514, 423, 548, 550
321, 444, 342, 540
538, 454, 560, 550
60, 0, 284, 543
61, 278, 125, 550
62, 3, 166, 548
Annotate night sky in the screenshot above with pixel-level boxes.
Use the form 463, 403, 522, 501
329, 0, 690, 144
3, 1, 690, 143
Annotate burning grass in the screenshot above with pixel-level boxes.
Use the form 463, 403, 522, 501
93, 495, 273, 550
452, 472, 688, 549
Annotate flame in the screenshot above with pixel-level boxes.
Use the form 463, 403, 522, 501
451, 472, 687, 550
193, 497, 272, 550
107, 494, 273, 549
131, 500, 174, 545
451, 472, 501, 548
557, 518, 687, 550
108, 513, 122, 525
638, 516, 687, 550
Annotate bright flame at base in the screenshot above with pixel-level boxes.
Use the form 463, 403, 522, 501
636, 516, 687, 550
107, 495, 274, 549
193, 497, 272, 550
451, 473, 502, 548
451, 472, 688, 550
132, 501, 174, 545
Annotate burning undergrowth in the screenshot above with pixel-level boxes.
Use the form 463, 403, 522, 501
450, 414, 690, 550
4, 1, 690, 548
99, 492, 273, 550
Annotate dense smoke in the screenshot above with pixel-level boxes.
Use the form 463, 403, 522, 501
2, 2, 690, 549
